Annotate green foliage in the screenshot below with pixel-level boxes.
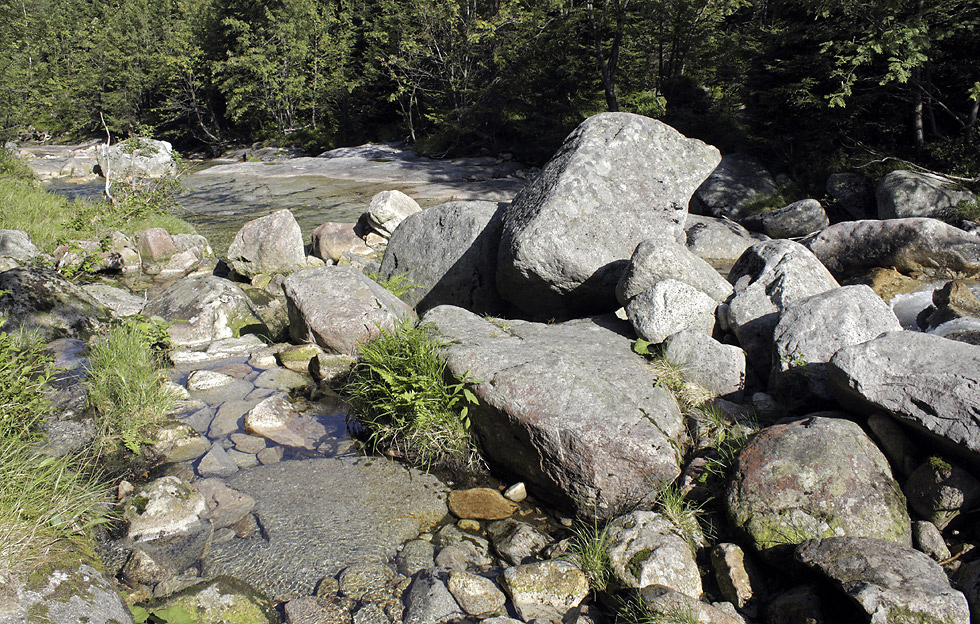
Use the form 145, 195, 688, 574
344, 319, 480, 470
617, 593, 699, 624
0, 331, 108, 579
687, 403, 754, 487
85, 321, 176, 455
654, 485, 711, 552
0, 148, 33, 180
569, 516, 612, 592
0, 331, 53, 442
368, 271, 421, 299
130, 604, 196, 624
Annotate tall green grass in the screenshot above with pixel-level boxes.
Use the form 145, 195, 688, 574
86, 322, 176, 455
0, 331, 108, 579
0, 148, 195, 255
344, 320, 480, 470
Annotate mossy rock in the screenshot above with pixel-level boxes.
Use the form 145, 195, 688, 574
138, 576, 279, 624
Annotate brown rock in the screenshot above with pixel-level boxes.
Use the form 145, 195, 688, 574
311, 222, 373, 263
448, 488, 518, 520
842, 267, 924, 303
135, 227, 176, 262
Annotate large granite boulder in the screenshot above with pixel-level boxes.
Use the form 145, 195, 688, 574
727, 416, 911, 561
740, 198, 829, 239
803, 218, 980, 279
0, 267, 111, 340
617, 237, 732, 305
144, 275, 268, 349
496, 112, 720, 319
725, 240, 839, 371
683, 213, 769, 271
96, 137, 175, 182
422, 305, 685, 517
829, 331, 980, 463
796, 537, 969, 624
227, 209, 307, 278
690, 153, 778, 221
876, 169, 977, 220
770, 285, 902, 403
283, 264, 415, 354
378, 200, 506, 314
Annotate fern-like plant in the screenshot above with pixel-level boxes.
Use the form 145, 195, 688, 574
344, 320, 480, 470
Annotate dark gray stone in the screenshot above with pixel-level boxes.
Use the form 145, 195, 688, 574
378, 200, 505, 314
740, 198, 828, 239
904, 458, 980, 529
803, 218, 980, 279
691, 153, 778, 221
0, 267, 110, 340
496, 112, 720, 318
423, 305, 684, 518
795, 537, 969, 624
876, 170, 977, 220
402, 569, 464, 624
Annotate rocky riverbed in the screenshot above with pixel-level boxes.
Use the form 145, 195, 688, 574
4, 114, 980, 624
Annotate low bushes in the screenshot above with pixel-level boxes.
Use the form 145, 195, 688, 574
344, 319, 479, 470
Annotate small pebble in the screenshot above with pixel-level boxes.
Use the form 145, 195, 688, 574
457, 519, 481, 532
503, 482, 527, 502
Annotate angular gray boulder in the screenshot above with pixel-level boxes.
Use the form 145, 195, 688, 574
283, 264, 415, 354
727, 416, 911, 560
617, 237, 733, 305
378, 200, 505, 314
795, 537, 969, 624
227, 209, 307, 278
496, 112, 721, 318
0, 267, 110, 340
366, 189, 422, 238
770, 284, 902, 403
725, 240, 839, 371
144, 275, 268, 349
664, 330, 745, 402
422, 305, 684, 517
829, 331, 980, 462
0, 229, 39, 262
740, 198, 828, 239
876, 169, 977, 220
625, 279, 718, 344
691, 153, 778, 220
684, 213, 769, 270
803, 218, 980, 279
605, 511, 702, 597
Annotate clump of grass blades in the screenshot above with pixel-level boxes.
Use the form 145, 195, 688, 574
687, 403, 755, 486
655, 485, 712, 552
617, 593, 699, 624
368, 271, 421, 299
86, 323, 176, 456
0, 330, 108, 580
0, 331, 53, 442
568, 516, 612, 592
344, 320, 480, 471
633, 340, 713, 410
0, 442, 108, 579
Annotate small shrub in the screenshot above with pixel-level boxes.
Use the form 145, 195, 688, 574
617, 593, 699, 624
344, 320, 480, 470
0, 147, 33, 180
368, 270, 421, 299
86, 322, 176, 455
569, 516, 612, 592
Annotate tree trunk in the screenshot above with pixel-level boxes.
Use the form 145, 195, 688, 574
912, 67, 925, 155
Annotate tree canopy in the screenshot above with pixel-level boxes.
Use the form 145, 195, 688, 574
1, 0, 976, 184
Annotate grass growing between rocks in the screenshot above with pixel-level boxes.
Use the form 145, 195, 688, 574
617, 593, 699, 624
344, 319, 481, 471
0, 149, 195, 256
0, 331, 108, 580
86, 321, 176, 456
569, 515, 613, 592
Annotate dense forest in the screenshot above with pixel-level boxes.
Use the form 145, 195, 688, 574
1, 0, 978, 187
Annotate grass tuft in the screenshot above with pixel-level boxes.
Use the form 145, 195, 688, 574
617, 593, 699, 624
655, 485, 712, 552
568, 515, 612, 592
344, 319, 480, 471
86, 322, 176, 456
0, 330, 53, 442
